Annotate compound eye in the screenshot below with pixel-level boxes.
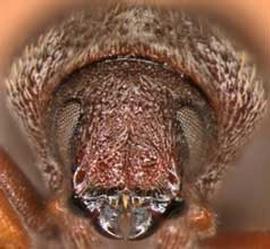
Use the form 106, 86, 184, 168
54, 100, 82, 164
177, 107, 205, 172
175, 93, 216, 179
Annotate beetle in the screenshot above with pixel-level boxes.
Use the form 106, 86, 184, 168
0, 3, 267, 249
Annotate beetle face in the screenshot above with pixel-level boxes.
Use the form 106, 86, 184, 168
50, 58, 216, 240
70, 59, 186, 240
5, 4, 267, 247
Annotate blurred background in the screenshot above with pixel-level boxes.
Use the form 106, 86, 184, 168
0, 0, 270, 244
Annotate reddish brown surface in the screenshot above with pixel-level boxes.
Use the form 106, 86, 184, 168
0, 189, 30, 249
188, 207, 214, 232
0, 149, 53, 232
0, 149, 31, 249
202, 231, 270, 249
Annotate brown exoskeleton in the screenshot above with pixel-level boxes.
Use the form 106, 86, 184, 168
1, 3, 267, 249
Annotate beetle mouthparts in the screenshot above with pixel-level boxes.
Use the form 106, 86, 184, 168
73, 190, 185, 240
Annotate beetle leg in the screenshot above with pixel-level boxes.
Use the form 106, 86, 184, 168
0, 148, 59, 248
0, 186, 30, 249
